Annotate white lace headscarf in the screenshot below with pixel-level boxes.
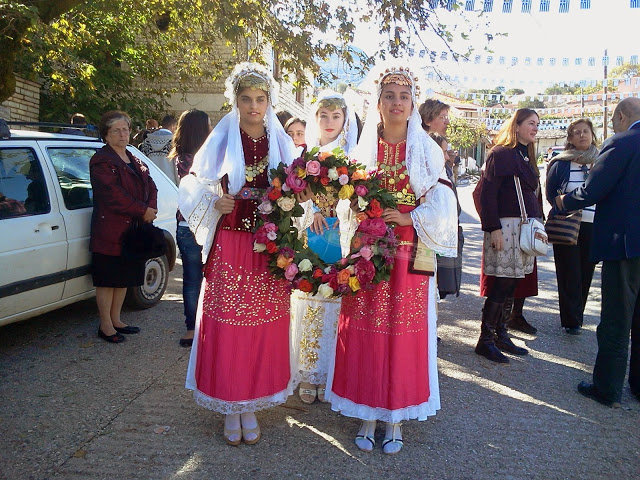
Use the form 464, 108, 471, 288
190, 62, 296, 194
349, 64, 457, 257
305, 90, 359, 156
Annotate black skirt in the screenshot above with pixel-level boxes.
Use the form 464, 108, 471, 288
92, 253, 145, 288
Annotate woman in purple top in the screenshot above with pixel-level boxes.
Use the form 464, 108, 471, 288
168, 109, 212, 347
477, 109, 542, 363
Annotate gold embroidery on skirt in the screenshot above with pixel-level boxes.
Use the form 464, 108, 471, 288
299, 305, 324, 370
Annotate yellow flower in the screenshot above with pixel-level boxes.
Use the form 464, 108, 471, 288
276, 254, 293, 269
338, 184, 355, 200
348, 276, 360, 292
296, 166, 307, 178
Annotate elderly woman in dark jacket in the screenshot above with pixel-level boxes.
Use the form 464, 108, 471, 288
90, 110, 158, 343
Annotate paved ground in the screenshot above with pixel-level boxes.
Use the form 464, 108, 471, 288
0, 180, 638, 480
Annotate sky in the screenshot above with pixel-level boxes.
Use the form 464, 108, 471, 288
347, 1, 639, 94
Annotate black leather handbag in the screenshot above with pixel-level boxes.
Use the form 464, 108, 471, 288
122, 221, 166, 260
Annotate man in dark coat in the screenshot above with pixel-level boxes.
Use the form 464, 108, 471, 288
556, 97, 640, 407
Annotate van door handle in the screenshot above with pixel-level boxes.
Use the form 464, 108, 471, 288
52, 225, 59, 230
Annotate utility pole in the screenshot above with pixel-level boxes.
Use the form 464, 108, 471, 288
603, 49, 608, 139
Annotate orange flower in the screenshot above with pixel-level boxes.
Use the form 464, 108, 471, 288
351, 169, 368, 181
337, 269, 351, 285
337, 166, 348, 176
318, 151, 332, 161
272, 177, 282, 188
276, 254, 293, 269
355, 212, 368, 223
298, 279, 313, 292
312, 268, 324, 278
268, 188, 282, 201
366, 198, 384, 218
351, 235, 363, 250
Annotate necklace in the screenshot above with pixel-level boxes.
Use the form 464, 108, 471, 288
518, 150, 529, 162
245, 155, 269, 182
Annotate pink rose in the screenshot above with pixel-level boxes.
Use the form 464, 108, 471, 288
267, 231, 277, 241
358, 218, 387, 237
263, 222, 277, 233
338, 174, 349, 185
258, 201, 274, 215
354, 258, 376, 285
359, 245, 373, 261
306, 160, 321, 176
285, 263, 299, 281
286, 172, 308, 193
355, 185, 368, 197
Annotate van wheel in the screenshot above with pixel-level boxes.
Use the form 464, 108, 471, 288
126, 255, 169, 309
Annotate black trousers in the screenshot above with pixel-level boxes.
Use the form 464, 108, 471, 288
552, 222, 597, 328
592, 257, 640, 402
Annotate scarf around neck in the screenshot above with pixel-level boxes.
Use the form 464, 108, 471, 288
551, 144, 599, 166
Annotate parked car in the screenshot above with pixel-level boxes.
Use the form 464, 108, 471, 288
547, 145, 564, 161
0, 129, 178, 327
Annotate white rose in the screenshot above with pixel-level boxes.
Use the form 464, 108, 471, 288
258, 201, 274, 215
298, 258, 313, 272
357, 196, 369, 211
253, 242, 266, 252
277, 196, 296, 212
318, 283, 334, 298
327, 167, 339, 180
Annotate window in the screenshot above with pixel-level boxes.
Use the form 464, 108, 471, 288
465, 0, 475, 10
580, 0, 590, 8
446, 0, 455, 10
540, 0, 550, 11
48, 148, 96, 210
503, 0, 513, 12
632, 0, 640, 8
522, 0, 532, 12
483, 0, 493, 12
0, 148, 50, 219
559, 0, 569, 12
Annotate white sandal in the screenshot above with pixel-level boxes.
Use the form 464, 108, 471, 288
298, 385, 317, 404
355, 420, 376, 452
382, 423, 403, 455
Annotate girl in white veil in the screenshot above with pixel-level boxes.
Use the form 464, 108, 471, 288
325, 64, 458, 455
290, 90, 360, 405
179, 62, 298, 446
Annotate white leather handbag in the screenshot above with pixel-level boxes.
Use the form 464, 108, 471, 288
514, 176, 548, 256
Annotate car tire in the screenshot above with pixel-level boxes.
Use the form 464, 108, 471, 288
125, 254, 169, 309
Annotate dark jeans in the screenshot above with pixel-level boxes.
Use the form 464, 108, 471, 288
177, 225, 203, 331
593, 257, 640, 402
552, 222, 597, 328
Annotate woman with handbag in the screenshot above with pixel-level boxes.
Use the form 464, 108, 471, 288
90, 110, 158, 343
545, 119, 599, 335
178, 63, 299, 446
326, 65, 458, 454
477, 108, 542, 363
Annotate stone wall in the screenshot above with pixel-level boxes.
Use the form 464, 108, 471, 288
0, 77, 41, 123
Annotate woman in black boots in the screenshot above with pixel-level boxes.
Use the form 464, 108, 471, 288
477, 109, 542, 363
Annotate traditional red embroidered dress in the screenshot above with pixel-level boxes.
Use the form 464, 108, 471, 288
326, 139, 441, 422
190, 130, 294, 413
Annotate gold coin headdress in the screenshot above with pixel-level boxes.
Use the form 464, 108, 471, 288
374, 67, 420, 104
224, 62, 279, 106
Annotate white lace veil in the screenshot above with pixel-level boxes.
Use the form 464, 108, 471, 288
189, 62, 296, 194
305, 90, 359, 156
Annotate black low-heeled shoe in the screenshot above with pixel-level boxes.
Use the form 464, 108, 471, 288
114, 325, 140, 334
98, 328, 126, 343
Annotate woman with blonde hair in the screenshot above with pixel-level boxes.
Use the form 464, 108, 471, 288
477, 108, 543, 363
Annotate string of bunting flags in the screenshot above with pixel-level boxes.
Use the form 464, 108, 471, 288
482, 117, 606, 131
466, 91, 640, 104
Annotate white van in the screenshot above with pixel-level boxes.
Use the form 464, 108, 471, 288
0, 130, 178, 327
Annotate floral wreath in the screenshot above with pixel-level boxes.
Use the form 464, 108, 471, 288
253, 147, 398, 297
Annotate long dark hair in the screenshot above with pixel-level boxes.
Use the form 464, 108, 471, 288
168, 109, 211, 159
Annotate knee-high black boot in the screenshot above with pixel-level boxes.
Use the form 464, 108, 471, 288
475, 299, 509, 363
495, 302, 529, 356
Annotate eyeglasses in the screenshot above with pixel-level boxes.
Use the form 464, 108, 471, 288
110, 127, 130, 136
438, 115, 450, 121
